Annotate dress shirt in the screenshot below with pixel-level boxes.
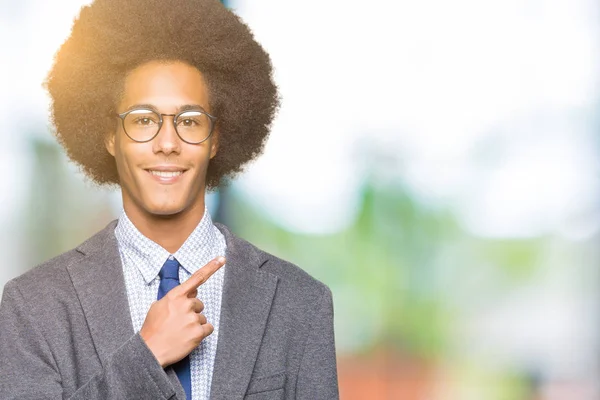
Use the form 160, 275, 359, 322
114, 207, 226, 400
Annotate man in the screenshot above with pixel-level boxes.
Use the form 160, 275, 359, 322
0, 0, 339, 399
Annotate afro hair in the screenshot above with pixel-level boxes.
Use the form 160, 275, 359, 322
45, 0, 279, 189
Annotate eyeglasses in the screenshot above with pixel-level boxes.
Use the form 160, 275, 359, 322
116, 108, 217, 144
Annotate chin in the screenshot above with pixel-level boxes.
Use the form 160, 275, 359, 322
142, 202, 187, 217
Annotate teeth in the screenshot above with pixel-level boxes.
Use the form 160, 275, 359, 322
149, 170, 183, 178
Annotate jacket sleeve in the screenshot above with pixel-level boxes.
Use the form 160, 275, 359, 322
295, 286, 340, 400
0, 280, 179, 400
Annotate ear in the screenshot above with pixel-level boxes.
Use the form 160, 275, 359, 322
105, 131, 116, 157
209, 130, 219, 159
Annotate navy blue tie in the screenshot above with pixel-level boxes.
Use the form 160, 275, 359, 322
157, 257, 192, 400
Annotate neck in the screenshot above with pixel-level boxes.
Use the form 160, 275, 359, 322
123, 199, 206, 254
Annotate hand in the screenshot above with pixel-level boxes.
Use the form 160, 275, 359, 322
140, 256, 226, 368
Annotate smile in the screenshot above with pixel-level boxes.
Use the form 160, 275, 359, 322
145, 167, 188, 184
148, 170, 183, 178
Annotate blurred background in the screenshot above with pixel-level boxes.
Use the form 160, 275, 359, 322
1, 0, 599, 399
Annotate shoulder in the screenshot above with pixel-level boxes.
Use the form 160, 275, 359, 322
215, 223, 332, 302
259, 248, 331, 297
3, 221, 117, 302
5, 249, 81, 300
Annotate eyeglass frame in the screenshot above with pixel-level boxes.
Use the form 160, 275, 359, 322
115, 107, 217, 145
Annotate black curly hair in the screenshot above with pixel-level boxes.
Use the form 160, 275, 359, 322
45, 0, 279, 189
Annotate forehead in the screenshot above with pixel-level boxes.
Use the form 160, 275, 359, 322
119, 60, 210, 112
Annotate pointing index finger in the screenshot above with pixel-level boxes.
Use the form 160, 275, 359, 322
176, 256, 226, 296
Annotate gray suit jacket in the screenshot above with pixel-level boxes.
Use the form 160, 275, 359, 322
0, 222, 339, 400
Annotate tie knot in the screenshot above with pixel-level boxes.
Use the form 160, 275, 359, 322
159, 258, 180, 281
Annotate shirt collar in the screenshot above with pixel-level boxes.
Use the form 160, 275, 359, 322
114, 207, 220, 284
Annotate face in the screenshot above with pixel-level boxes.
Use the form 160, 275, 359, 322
105, 60, 218, 218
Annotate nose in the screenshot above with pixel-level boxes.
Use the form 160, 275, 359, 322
152, 114, 181, 155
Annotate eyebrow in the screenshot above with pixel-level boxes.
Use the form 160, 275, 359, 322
124, 103, 209, 113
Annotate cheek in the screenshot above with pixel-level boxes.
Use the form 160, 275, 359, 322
182, 149, 212, 191
194, 149, 213, 174
114, 142, 146, 176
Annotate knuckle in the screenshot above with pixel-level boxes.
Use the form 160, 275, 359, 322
193, 324, 205, 339
187, 298, 197, 310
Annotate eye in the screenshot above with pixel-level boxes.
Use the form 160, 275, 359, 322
180, 118, 197, 127
126, 110, 159, 126
176, 111, 206, 128
133, 116, 157, 126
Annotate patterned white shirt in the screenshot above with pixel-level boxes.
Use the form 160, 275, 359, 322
114, 208, 226, 400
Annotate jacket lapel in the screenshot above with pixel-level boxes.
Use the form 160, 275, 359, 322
67, 221, 134, 364
210, 224, 279, 399
67, 221, 186, 399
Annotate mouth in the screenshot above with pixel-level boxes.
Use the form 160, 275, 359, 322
148, 170, 184, 178
144, 166, 188, 183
